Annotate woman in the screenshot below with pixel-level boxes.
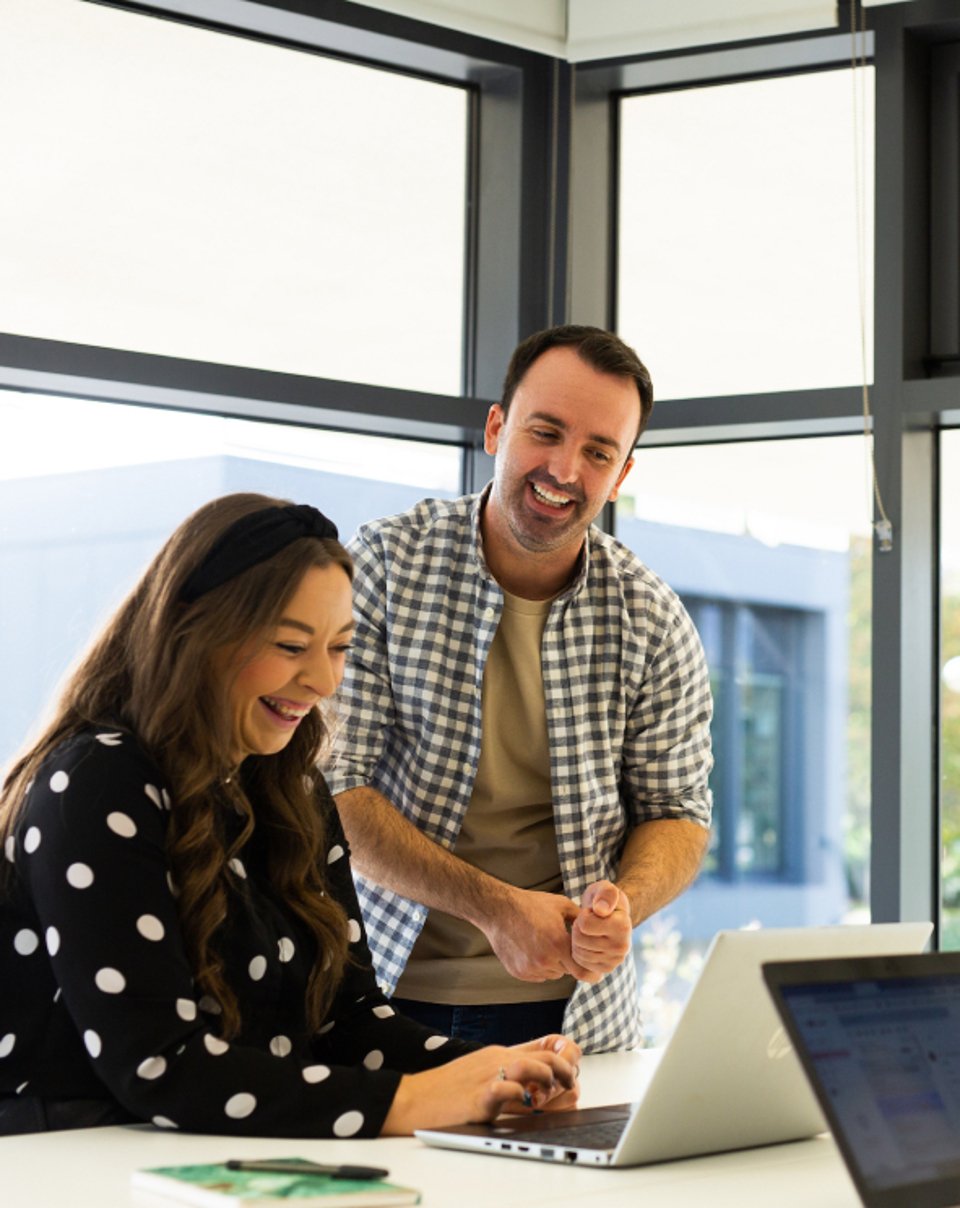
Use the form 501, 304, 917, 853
0, 493, 579, 1136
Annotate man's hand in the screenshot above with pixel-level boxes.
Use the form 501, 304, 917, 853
478, 886, 591, 982
569, 880, 633, 981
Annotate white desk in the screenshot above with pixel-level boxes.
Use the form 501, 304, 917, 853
2, 1052, 861, 1207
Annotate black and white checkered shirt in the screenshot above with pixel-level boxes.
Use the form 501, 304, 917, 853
327, 489, 713, 1053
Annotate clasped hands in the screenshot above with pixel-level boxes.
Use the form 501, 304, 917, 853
484, 880, 633, 985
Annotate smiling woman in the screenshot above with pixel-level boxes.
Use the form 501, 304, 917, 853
223, 564, 355, 763
0, 492, 581, 1138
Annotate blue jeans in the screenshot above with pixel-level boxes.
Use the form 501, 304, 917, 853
391, 997, 568, 1046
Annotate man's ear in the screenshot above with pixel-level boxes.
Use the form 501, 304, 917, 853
484, 404, 506, 456
608, 455, 635, 503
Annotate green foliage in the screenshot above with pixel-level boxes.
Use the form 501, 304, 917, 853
942, 593, 960, 909
845, 536, 871, 907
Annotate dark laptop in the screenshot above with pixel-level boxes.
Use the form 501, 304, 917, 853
764, 951, 960, 1208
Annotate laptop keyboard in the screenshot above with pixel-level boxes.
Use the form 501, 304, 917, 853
517, 1118, 627, 1150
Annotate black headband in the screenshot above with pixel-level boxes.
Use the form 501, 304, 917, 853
179, 504, 339, 604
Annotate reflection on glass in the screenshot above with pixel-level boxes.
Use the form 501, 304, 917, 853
619, 436, 872, 1042
618, 67, 874, 399
941, 432, 960, 948
0, 0, 467, 394
0, 392, 462, 771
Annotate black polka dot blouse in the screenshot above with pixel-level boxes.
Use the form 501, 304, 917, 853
0, 730, 474, 1136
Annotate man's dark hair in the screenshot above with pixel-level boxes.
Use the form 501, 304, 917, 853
500, 324, 654, 449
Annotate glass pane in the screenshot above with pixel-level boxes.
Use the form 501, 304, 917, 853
0, 0, 467, 395
618, 67, 874, 399
941, 432, 960, 948
0, 392, 462, 770
621, 436, 873, 1043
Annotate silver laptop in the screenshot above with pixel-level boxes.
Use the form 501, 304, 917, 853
765, 950, 960, 1208
415, 922, 932, 1167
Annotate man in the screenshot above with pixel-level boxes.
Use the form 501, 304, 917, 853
328, 325, 713, 1052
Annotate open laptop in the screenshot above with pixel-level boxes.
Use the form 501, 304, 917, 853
764, 951, 960, 1208
415, 922, 932, 1167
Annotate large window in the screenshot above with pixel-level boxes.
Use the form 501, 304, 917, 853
0, 392, 462, 771
620, 436, 872, 1041
0, 0, 469, 394
618, 66, 874, 399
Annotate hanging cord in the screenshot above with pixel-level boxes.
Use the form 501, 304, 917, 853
851, 0, 893, 551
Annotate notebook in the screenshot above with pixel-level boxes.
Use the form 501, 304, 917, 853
764, 950, 960, 1208
415, 922, 932, 1167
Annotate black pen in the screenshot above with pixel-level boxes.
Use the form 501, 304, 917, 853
225, 1159, 389, 1180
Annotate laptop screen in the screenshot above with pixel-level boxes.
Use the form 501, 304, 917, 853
765, 956, 960, 1208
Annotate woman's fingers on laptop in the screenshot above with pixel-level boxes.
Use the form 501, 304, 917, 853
484, 1041, 581, 1112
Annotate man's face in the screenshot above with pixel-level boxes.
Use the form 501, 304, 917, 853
484, 345, 639, 559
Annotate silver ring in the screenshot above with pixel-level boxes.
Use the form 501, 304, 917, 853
497, 1065, 507, 1081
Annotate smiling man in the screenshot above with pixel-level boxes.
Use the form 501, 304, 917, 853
329, 325, 713, 1052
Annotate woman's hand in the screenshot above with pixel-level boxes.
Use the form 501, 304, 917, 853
380, 1034, 581, 1135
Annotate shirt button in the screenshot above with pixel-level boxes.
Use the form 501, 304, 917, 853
483, 606, 495, 619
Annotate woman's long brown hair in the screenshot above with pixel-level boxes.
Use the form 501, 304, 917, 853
0, 493, 351, 1037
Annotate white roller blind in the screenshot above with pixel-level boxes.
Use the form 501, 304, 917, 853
566, 0, 837, 61
348, 0, 863, 59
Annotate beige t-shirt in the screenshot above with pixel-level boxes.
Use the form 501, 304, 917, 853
395, 590, 576, 1004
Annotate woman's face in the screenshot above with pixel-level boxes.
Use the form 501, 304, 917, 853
221, 563, 354, 763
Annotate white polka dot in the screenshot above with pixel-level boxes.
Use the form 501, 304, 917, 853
95, 967, 126, 994
137, 1056, 167, 1080
14, 929, 39, 956
0, 1033, 16, 1059
327, 844, 344, 863
316, 1020, 335, 1035
224, 1093, 256, 1119
152, 1116, 178, 1130
424, 1034, 449, 1050
23, 827, 41, 854
49, 770, 70, 793
95, 732, 123, 746
204, 1034, 229, 1056
66, 863, 94, 889
46, 927, 60, 956
198, 995, 221, 1015
53, 987, 61, 1003
228, 858, 247, 879
248, 955, 267, 981
363, 1049, 384, 1070
84, 1030, 102, 1058
106, 812, 137, 838
161, 789, 171, 810
16, 1082, 28, 1094
166, 872, 180, 898
278, 937, 295, 963
144, 784, 164, 809
302, 1064, 331, 1083
270, 1035, 292, 1057
4, 835, 15, 862
176, 998, 197, 1022
333, 1110, 365, 1137
372, 1005, 395, 1019
347, 919, 362, 943
137, 914, 165, 942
